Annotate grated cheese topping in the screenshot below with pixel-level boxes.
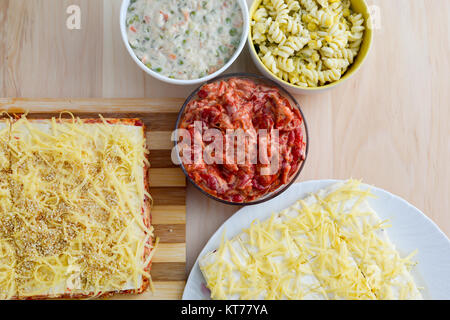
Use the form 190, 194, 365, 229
0, 116, 153, 299
199, 180, 422, 300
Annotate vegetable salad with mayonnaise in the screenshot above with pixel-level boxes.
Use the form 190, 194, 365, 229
126, 0, 244, 80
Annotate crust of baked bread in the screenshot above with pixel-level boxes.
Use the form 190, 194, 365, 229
8, 117, 153, 300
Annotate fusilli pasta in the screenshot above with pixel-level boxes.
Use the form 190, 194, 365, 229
251, 0, 366, 87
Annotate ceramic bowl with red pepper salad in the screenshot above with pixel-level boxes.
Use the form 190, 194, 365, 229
174, 73, 308, 205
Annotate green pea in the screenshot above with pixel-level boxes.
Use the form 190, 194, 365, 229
229, 28, 237, 36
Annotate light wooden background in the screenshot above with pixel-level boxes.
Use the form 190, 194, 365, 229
0, 0, 448, 275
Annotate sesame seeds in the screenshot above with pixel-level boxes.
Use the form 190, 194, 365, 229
0, 118, 151, 298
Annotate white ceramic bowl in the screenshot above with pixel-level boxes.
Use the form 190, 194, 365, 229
120, 0, 249, 85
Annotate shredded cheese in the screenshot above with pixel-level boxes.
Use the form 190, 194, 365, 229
0, 116, 154, 299
199, 180, 422, 300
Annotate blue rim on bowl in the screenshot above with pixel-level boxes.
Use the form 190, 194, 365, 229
174, 72, 309, 206
119, 0, 250, 85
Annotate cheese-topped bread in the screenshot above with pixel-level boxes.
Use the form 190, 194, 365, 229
0, 120, 14, 299
199, 180, 422, 300
311, 181, 422, 299
0, 120, 9, 171
0, 116, 154, 299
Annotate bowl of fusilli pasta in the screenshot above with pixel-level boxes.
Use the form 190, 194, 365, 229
248, 0, 373, 94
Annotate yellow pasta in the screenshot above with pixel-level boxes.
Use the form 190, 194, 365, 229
251, 0, 366, 87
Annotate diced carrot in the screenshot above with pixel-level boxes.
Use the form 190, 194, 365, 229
160, 11, 168, 22
169, 54, 176, 60
130, 26, 136, 33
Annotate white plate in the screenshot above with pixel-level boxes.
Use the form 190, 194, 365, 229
183, 180, 450, 300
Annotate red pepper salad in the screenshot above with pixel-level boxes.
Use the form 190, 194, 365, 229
177, 77, 306, 203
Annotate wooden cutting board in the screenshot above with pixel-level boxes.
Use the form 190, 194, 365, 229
0, 98, 187, 300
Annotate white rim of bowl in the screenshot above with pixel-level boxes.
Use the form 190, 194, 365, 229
120, 0, 250, 85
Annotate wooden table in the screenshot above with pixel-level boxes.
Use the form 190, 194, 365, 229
0, 0, 448, 276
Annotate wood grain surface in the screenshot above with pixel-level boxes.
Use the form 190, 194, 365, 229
0, 0, 449, 299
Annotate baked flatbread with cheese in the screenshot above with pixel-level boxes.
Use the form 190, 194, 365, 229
0, 120, 9, 171
0, 116, 154, 299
